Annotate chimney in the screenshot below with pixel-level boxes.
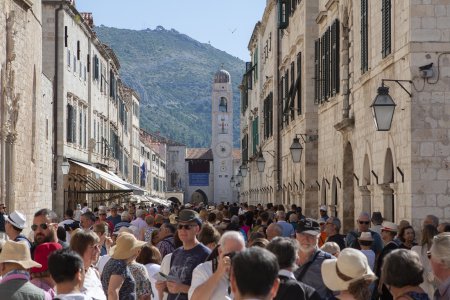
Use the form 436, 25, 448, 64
80, 12, 94, 28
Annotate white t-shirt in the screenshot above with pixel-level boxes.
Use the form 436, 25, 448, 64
145, 263, 161, 300
96, 254, 111, 275
159, 253, 172, 300
188, 260, 232, 300
83, 267, 106, 300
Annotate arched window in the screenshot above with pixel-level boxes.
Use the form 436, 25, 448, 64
219, 97, 227, 112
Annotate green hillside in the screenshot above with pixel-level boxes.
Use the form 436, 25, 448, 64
94, 25, 245, 148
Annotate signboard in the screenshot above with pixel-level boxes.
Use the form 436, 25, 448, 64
189, 173, 209, 186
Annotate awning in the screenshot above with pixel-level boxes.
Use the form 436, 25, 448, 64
106, 171, 147, 196
71, 160, 131, 191
144, 196, 170, 207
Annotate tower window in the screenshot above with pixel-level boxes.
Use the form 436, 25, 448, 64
219, 97, 227, 112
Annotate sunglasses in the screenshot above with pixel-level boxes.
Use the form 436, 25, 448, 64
31, 223, 49, 231
358, 221, 370, 225
178, 224, 197, 230
427, 251, 432, 260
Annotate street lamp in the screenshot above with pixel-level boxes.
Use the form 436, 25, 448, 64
371, 85, 396, 131
256, 151, 265, 173
240, 163, 248, 177
230, 176, 235, 187
61, 159, 70, 175
236, 169, 243, 184
290, 136, 303, 163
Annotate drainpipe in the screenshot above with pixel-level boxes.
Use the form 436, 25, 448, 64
53, 2, 64, 211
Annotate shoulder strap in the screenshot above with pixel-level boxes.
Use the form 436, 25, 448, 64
296, 250, 321, 281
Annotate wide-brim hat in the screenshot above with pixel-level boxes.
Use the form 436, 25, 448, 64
0, 240, 41, 269
322, 248, 374, 291
176, 209, 201, 224
110, 232, 146, 260
381, 221, 398, 232
31, 242, 62, 273
4, 211, 26, 229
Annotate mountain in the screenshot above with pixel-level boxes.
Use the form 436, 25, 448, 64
93, 25, 245, 148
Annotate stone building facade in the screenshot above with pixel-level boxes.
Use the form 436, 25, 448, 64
0, 0, 54, 229
241, 0, 450, 230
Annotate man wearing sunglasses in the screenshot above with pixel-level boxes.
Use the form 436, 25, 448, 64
156, 209, 211, 300
0, 203, 6, 233
345, 212, 383, 257
31, 209, 59, 255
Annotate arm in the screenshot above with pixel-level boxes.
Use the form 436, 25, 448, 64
190, 256, 231, 300
108, 274, 125, 300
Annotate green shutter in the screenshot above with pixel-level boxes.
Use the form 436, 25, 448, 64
252, 117, 259, 155
382, 0, 391, 58
278, 0, 290, 29
361, 0, 368, 72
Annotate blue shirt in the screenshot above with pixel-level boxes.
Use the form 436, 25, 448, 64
277, 221, 295, 237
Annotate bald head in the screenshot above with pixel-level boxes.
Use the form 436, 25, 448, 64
266, 223, 283, 241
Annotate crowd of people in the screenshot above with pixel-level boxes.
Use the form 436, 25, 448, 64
0, 201, 449, 300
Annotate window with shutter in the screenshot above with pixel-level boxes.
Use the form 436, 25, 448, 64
77, 41, 80, 60
64, 26, 68, 47
246, 62, 253, 90
314, 39, 320, 104
296, 52, 302, 115
361, 0, 368, 72
290, 62, 295, 120
284, 70, 289, 125
253, 48, 258, 82
382, 0, 391, 58
242, 135, 249, 162
252, 117, 259, 156
278, 0, 290, 29
325, 27, 331, 100
331, 19, 340, 96
66, 104, 73, 143
264, 93, 273, 139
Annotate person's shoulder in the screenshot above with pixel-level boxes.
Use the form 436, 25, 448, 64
193, 261, 212, 277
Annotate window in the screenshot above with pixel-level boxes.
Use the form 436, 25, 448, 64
278, 0, 290, 29
290, 61, 295, 120
241, 75, 248, 114
253, 47, 258, 82
73, 56, 76, 73
93, 54, 99, 80
67, 49, 71, 67
296, 52, 302, 115
263, 92, 273, 139
79, 61, 82, 78
66, 104, 76, 143
219, 97, 227, 112
242, 134, 248, 162
382, 0, 391, 58
77, 40, 80, 60
361, 0, 368, 72
110, 70, 116, 100
252, 116, 259, 155
314, 20, 340, 104
245, 62, 253, 90
64, 26, 68, 47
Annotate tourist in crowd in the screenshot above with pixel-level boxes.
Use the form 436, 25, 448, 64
375, 221, 399, 300
156, 209, 211, 300
93, 222, 112, 256
319, 205, 329, 220
267, 237, 321, 300
370, 212, 384, 235
382, 249, 429, 299
320, 241, 341, 257
358, 232, 375, 270
189, 231, 245, 300
346, 212, 383, 256
437, 222, 450, 233
30, 242, 62, 298
70, 230, 106, 300
48, 248, 89, 299
101, 232, 146, 300
136, 245, 162, 300
412, 224, 439, 299
294, 218, 334, 299
248, 231, 266, 246
156, 223, 176, 258
276, 210, 295, 238
230, 247, 280, 300
198, 222, 221, 251
322, 248, 377, 300
129, 256, 153, 300
107, 206, 122, 227
266, 223, 283, 241
318, 218, 328, 247
249, 238, 270, 248
5, 210, 32, 248
429, 233, 450, 300
0, 240, 52, 299
142, 215, 157, 243
32, 209, 59, 253
97, 208, 114, 234
80, 211, 96, 231
398, 225, 418, 249
288, 213, 299, 231
131, 209, 147, 235
324, 216, 346, 251
423, 215, 439, 229
0, 203, 6, 232
113, 211, 132, 233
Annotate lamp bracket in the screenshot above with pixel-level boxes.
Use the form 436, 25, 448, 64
258, 147, 275, 157
381, 79, 412, 97
294, 133, 318, 143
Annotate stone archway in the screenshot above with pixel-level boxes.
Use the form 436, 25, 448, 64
190, 189, 208, 205
167, 197, 181, 205
343, 142, 355, 232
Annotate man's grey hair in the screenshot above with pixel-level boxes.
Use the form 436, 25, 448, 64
268, 223, 283, 236
267, 237, 299, 270
121, 211, 131, 221
358, 212, 370, 220
425, 214, 439, 228
219, 231, 245, 248
430, 232, 450, 268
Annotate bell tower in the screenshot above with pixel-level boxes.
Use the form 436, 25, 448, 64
211, 69, 233, 204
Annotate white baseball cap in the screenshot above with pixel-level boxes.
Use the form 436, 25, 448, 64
5, 211, 26, 229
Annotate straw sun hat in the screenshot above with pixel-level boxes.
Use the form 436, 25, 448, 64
0, 240, 41, 269
110, 232, 146, 260
321, 248, 374, 291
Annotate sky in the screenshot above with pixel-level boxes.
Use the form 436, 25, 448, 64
75, 0, 267, 61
